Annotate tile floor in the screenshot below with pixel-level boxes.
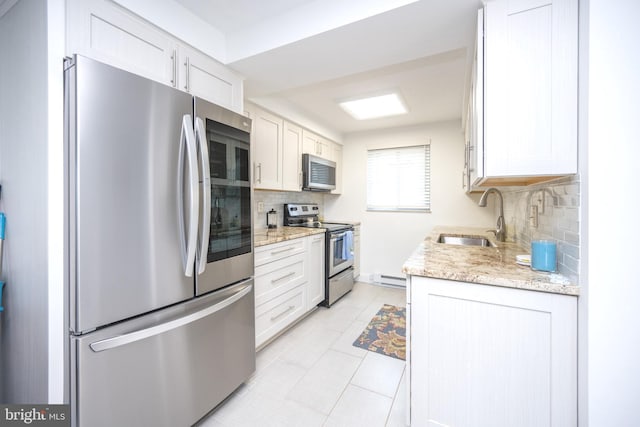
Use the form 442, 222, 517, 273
198, 281, 408, 427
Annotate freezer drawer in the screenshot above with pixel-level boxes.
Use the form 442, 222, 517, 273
71, 280, 255, 427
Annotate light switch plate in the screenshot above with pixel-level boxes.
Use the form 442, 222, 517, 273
257, 201, 264, 213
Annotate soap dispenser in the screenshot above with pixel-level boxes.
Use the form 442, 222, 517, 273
267, 209, 277, 229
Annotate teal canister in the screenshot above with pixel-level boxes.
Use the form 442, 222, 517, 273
531, 240, 557, 272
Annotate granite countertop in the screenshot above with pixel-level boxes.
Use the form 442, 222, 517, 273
402, 226, 579, 296
254, 226, 325, 247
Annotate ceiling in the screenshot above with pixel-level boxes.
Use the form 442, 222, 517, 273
174, 0, 482, 137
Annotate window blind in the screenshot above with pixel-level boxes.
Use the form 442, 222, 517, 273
366, 144, 431, 212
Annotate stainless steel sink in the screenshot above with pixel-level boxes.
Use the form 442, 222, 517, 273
437, 234, 494, 247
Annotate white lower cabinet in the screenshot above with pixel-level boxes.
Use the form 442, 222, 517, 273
254, 234, 325, 348
352, 225, 360, 279
408, 276, 577, 427
254, 253, 306, 307
255, 283, 307, 349
306, 234, 325, 308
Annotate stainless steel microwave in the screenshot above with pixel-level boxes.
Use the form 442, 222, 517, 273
302, 153, 336, 191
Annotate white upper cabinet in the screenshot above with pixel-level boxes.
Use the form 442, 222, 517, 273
248, 105, 284, 190
246, 103, 306, 192
66, 0, 243, 113
470, 8, 485, 189
282, 121, 303, 192
178, 45, 243, 113
478, 0, 578, 185
247, 104, 341, 193
302, 130, 332, 160
66, 0, 175, 86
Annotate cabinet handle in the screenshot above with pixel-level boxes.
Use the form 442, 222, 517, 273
171, 49, 177, 87
270, 247, 294, 255
299, 171, 303, 187
254, 162, 262, 183
184, 57, 190, 92
271, 271, 296, 284
270, 305, 296, 322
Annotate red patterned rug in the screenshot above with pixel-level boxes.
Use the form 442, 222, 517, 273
353, 304, 406, 360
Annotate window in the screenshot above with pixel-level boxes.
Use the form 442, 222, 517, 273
366, 144, 430, 212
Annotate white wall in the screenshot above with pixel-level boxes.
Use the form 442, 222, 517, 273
587, 0, 640, 424
324, 120, 496, 279
46, 0, 66, 404
0, 0, 50, 403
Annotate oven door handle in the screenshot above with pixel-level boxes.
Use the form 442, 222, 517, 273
331, 232, 347, 240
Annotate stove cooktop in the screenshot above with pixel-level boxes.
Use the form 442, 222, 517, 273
289, 222, 351, 232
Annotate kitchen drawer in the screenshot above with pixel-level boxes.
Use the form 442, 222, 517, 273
255, 252, 306, 306
255, 284, 306, 348
255, 238, 306, 267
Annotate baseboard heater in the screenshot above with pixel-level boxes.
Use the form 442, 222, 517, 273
372, 273, 406, 287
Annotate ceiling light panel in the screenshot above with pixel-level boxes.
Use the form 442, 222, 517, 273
339, 93, 408, 120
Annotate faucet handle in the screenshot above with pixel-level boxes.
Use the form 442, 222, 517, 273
486, 229, 497, 235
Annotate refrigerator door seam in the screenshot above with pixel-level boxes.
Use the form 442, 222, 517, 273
89, 283, 253, 352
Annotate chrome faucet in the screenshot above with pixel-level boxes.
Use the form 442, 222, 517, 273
478, 187, 506, 242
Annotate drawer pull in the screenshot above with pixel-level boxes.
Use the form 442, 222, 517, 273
271, 271, 296, 284
270, 247, 294, 255
270, 305, 296, 321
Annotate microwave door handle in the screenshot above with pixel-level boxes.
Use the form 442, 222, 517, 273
178, 114, 199, 277
195, 117, 211, 275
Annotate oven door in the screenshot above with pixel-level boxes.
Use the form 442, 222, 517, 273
194, 98, 254, 295
329, 229, 354, 277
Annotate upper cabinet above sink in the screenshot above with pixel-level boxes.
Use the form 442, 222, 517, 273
465, 0, 578, 189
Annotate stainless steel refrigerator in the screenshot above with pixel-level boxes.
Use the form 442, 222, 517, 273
65, 55, 255, 426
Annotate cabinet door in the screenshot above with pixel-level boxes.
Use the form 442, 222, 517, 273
67, 0, 175, 87
282, 121, 303, 191
302, 129, 320, 156
484, 0, 577, 177
409, 277, 577, 427
306, 234, 325, 309
470, 8, 484, 186
317, 137, 332, 160
251, 108, 284, 190
352, 226, 360, 279
178, 45, 243, 113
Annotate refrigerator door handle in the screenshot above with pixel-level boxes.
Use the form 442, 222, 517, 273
195, 117, 211, 275
89, 283, 253, 352
178, 114, 199, 277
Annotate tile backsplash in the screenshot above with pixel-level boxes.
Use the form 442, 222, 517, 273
502, 175, 581, 283
253, 190, 325, 229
